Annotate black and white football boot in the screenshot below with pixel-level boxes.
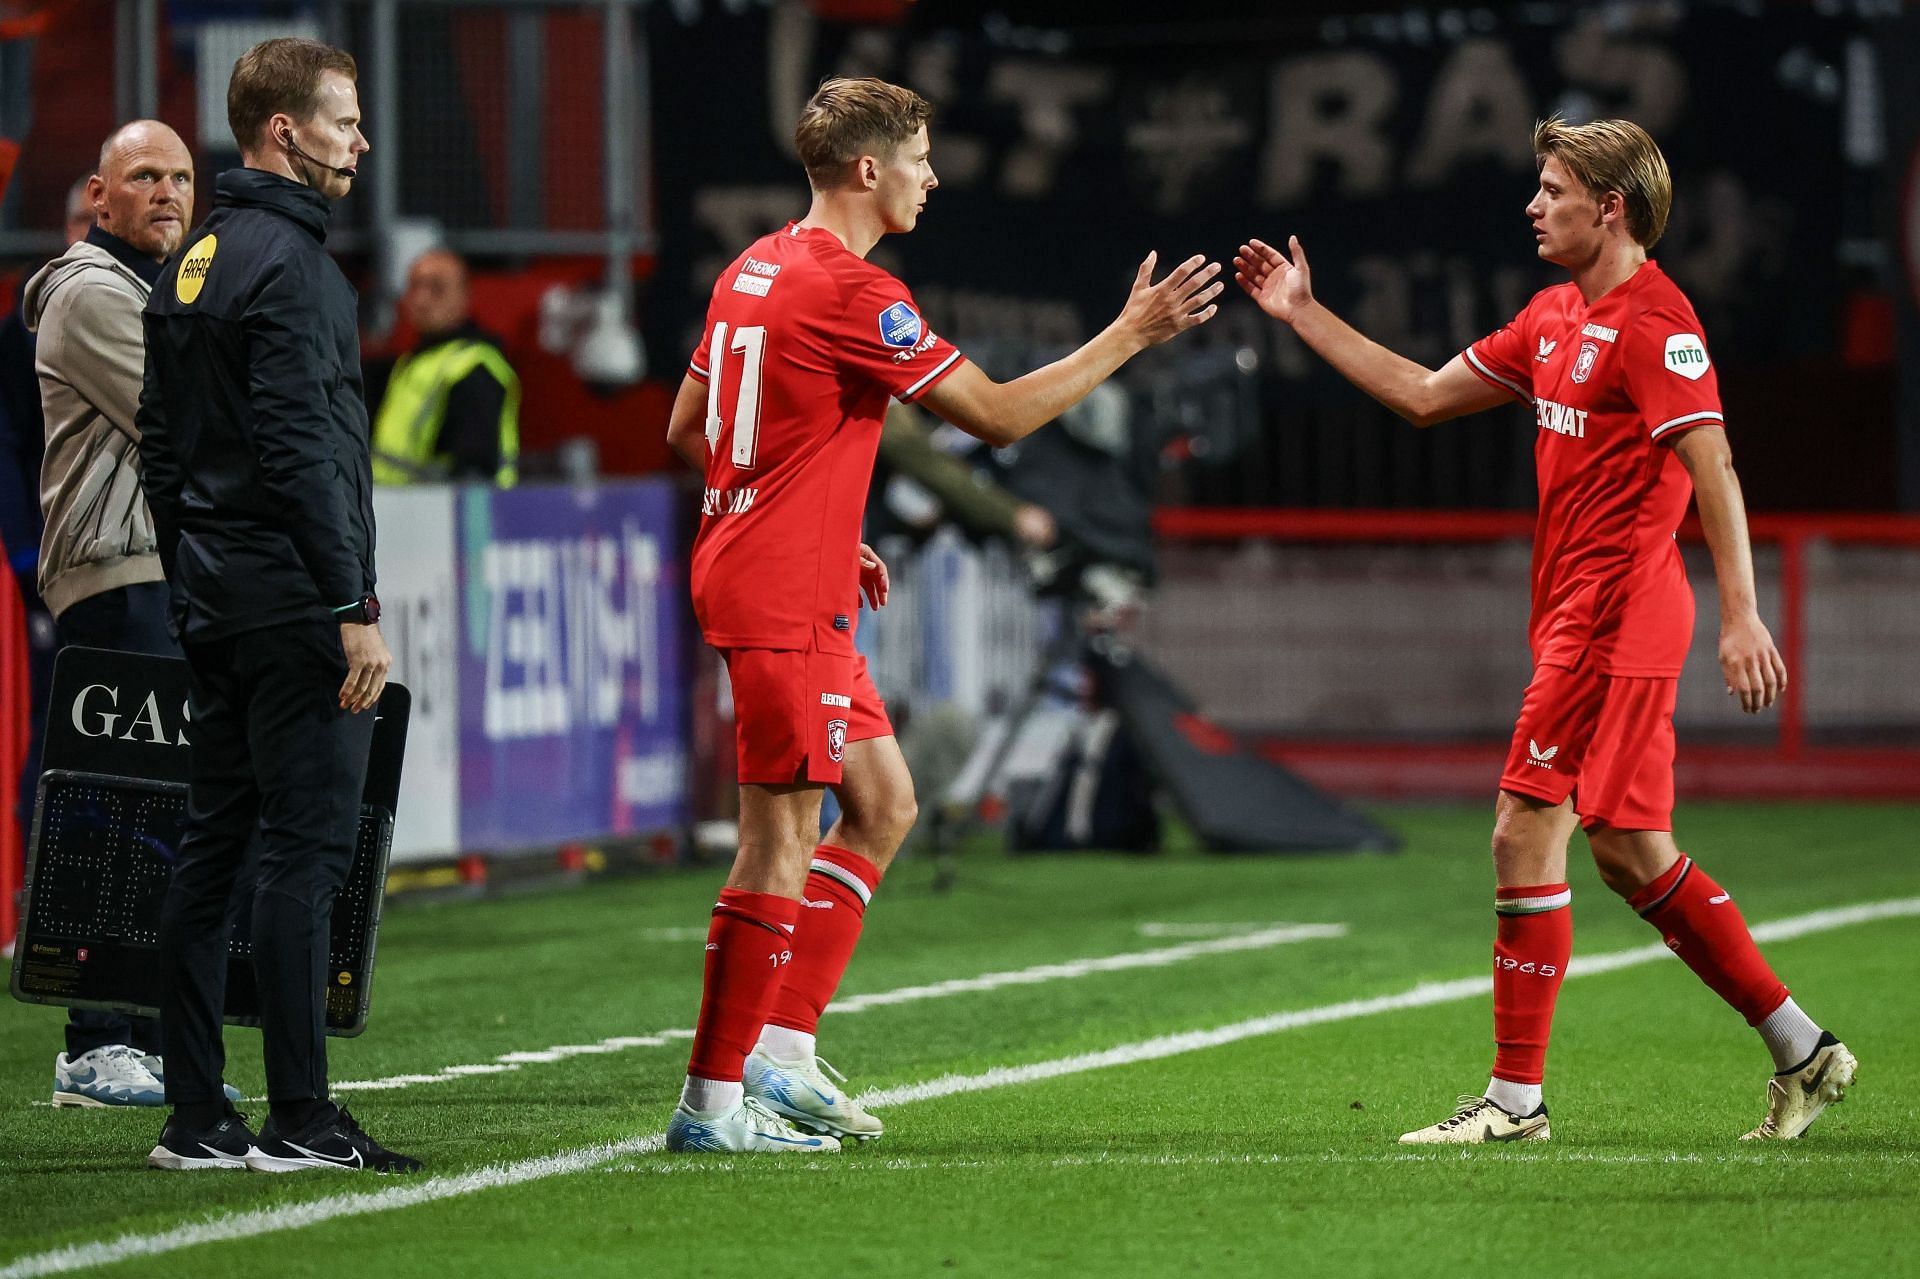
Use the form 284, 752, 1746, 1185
245, 1105, 423, 1173
147, 1106, 261, 1171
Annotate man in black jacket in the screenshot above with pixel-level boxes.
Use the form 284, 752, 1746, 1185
137, 37, 418, 1174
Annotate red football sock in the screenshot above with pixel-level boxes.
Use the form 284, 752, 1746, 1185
685, 888, 799, 1083
1490, 883, 1573, 1087
1628, 855, 1788, 1025
765, 845, 880, 1038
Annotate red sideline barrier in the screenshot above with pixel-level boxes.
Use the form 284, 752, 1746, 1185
0, 536, 28, 954
1260, 741, 1920, 803
1156, 509, 1920, 801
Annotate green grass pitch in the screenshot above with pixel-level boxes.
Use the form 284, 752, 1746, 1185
2, 802, 1916, 1277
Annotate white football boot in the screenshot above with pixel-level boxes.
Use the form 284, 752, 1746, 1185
664, 1096, 841, 1154
744, 1046, 884, 1143
1399, 1095, 1551, 1144
1743, 1032, 1857, 1140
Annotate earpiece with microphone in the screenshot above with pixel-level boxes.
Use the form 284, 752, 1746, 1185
281, 129, 357, 181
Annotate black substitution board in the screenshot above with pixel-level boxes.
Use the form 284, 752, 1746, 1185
8, 647, 409, 1036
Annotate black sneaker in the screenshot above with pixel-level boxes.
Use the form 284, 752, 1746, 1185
147, 1106, 259, 1170
245, 1104, 423, 1174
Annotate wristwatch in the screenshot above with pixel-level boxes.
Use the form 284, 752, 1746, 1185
333, 593, 382, 625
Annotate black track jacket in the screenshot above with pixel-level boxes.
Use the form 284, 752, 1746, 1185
138, 169, 376, 642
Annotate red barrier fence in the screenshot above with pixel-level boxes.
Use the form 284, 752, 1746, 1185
1146, 510, 1920, 801
1, 537, 29, 955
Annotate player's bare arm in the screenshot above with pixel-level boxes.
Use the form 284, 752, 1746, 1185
1234, 235, 1508, 428
920, 251, 1222, 447
1672, 425, 1787, 714
665, 373, 708, 472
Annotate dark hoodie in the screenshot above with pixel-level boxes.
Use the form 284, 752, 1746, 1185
138, 168, 375, 641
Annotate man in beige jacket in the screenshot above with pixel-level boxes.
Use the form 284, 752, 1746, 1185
24, 120, 224, 1109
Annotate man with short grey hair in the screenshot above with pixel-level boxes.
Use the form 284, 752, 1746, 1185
23, 120, 239, 1111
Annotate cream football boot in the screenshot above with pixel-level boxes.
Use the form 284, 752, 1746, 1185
1743, 1032, 1857, 1140
1399, 1095, 1551, 1144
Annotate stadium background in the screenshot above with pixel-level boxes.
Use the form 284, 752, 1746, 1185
5, 0, 1912, 873
0, 3, 1917, 1275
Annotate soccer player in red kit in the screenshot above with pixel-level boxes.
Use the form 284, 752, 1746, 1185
1236, 117, 1854, 1143
660, 77, 1222, 1153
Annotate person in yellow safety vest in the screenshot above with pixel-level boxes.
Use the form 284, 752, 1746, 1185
372, 248, 519, 485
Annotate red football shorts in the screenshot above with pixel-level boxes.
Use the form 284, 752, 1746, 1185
1499, 661, 1678, 832
721, 643, 893, 786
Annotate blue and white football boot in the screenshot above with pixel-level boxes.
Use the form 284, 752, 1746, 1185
665, 1095, 841, 1154
744, 1046, 884, 1143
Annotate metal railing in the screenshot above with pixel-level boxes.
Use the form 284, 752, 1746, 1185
6, 0, 653, 327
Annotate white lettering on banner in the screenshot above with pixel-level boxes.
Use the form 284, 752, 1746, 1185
70, 684, 190, 746
619, 750, 686, 808
1535, 397, 1588, 439
987, 61, 1114, 197
1261, 51, 1396, 205
1405, 40, 1535, 187
482, 521, 665, 743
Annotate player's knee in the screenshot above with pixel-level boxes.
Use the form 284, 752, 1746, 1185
1589, 853, 1641, 897
887, 787, 920, 843
1488, 823, 1530, 873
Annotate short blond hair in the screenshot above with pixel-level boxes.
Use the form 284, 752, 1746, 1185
1532, 116, 1672, 249
794, 77, 932, 190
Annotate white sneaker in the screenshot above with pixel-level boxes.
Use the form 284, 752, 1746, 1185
52, 1045, 165, 1108
1743, 1032, 1857, 1140
744, 1046, 884, 1142
1399, 1095, 1551, 1145
664, 1096, 842, 1154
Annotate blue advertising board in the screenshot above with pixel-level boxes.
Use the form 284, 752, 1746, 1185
452, 482, 688, 851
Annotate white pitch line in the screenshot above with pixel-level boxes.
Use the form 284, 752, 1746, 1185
1137, 922, 1278, 939
6, 894, 1915, 1279
827, 924, 1347, 1013
332, 924, 1345, 1092
601, 1147, 1920, 1175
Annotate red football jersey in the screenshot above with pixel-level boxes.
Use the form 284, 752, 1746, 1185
1465, 261, 1723, 676
686, 223, 966, 652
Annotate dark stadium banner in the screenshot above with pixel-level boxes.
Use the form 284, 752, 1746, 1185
1891, 7, 1920, 510
645, 2, 1889, 507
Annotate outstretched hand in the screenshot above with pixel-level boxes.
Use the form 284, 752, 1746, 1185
1116, 251, 1223, 348
1234, 236, 1314, 325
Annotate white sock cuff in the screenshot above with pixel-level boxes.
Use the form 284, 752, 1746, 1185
757, 1026, 816, 1062
1758, 997, 1823, 1073
1495, 888, 1571, 915
810, 857, 873, 905
680, 1076, 743, 1114
1484, 1076, 1544, 1117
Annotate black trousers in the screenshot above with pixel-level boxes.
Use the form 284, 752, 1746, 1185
158, 620, 375, 1106
56, 581, 176, 1057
